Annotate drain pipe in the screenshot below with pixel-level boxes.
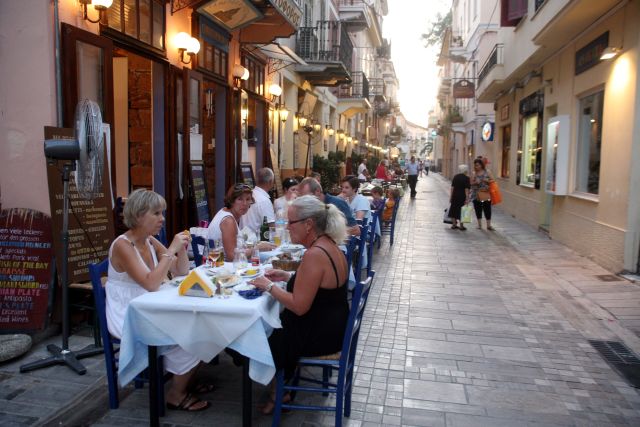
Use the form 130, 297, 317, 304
53, 0, 63, 127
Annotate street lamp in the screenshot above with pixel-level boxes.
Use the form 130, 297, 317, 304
297, 114, 317, 177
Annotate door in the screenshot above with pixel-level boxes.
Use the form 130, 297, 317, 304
539, 105, 557, 232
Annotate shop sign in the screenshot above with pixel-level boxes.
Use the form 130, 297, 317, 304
500, 104, 510, 121
481, 122, 495, 142
575, 32, 608, 75
269, 0, 302, 30
453, 79, 475, 99
198, 0, 263, 32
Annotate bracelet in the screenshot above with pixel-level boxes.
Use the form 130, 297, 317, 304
265, 282, 273, 293
161, 253, 176, 261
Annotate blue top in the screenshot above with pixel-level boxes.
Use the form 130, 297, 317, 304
406, 161, 419, 175
325, 193, 357, 227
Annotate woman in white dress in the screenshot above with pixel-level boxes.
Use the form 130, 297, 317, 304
207, 184, 274, 261
106, 189, 210, 412
273, 177, 298, 218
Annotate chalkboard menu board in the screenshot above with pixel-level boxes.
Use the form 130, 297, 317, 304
189, 162, 210, 225
45, 126, 114, 284
0, 208, 53, 332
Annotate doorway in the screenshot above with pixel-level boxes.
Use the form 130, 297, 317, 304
539, 104, 558, 232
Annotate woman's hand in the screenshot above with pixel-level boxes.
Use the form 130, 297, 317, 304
264, 268, 290, 282
249, 275, 273, 292
257, 241, 277, 251
168, 232, 190, 255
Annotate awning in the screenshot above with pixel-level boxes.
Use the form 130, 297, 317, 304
238, 0, 302, 44
257, 43, 307, 68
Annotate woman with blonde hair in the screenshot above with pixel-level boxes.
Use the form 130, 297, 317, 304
250, 195, 349, 413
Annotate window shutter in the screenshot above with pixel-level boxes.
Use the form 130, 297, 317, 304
508, 0, 528, 20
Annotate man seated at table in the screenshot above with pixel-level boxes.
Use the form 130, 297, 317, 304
250, 195, 350, 414
208, 184, 274, 261
105, 189, 211, 412
297, 177, 360, 236
240, 167, 276, 235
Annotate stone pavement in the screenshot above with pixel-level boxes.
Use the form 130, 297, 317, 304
2, 173, 640, 426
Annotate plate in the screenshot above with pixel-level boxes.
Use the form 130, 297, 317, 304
233, 283, 255, 292
238, 268, 260, 278
216, 274, 240, 288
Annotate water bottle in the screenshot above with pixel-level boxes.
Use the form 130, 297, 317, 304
275, 208, 286, 245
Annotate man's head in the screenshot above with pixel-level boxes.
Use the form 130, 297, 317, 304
256, 167, 275, 190
410, 156, 415, 162
298, 177, 323, 198
309, 171, 322, 183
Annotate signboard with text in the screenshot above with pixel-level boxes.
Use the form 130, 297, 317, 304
189, 162, 211, 225
45, 126, 114, 284
0, 208, 53, 331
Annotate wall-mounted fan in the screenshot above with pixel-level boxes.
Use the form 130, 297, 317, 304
21, 100, 105, 375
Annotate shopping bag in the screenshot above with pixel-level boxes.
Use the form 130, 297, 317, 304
489, 181, 502, 205
461, 205, 473, 224
443, 208, 453, 224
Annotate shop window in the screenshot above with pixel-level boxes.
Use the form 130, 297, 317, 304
195, 16, 230, 82
242, 55, 265, 97
520, 115, 537, 186
107, 0, 165, 51
500, 125, 511, 178
576, 90, 604, 194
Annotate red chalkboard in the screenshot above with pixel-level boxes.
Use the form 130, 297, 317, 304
0, 208, 54, 332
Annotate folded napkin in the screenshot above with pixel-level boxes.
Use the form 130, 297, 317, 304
237, 289, 263, 299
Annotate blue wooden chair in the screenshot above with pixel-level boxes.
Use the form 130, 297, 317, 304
366, 211, 380, 277
89, 260, 165, 412
380, 196, 401, 246
271, 271, 375, 427
353, 218, 369, 283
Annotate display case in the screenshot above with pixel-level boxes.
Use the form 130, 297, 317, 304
545, 115, 570, 195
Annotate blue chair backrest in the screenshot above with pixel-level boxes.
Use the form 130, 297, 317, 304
89, 259, 120, 409
191, 235, 214, 267
340, 272, 374, 369
345, 235, 358, 267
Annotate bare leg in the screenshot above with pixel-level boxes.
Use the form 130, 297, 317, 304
166, 369, 208, 410
477, 218, 483, 229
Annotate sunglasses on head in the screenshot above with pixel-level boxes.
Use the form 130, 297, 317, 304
233, 183, 253, 191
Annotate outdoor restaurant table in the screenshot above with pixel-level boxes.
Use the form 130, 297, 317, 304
117, 265, 281, 426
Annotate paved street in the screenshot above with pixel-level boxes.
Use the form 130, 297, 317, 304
3, 173, 640, 426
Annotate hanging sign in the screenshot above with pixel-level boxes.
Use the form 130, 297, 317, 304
453, 79, 475, 99
481, 122, 494, 142
0, 208, 53, 332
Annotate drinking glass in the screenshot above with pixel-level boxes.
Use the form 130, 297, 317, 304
233, 249, 248, 271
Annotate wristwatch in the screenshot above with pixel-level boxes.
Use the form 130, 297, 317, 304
265, 282, 273, 293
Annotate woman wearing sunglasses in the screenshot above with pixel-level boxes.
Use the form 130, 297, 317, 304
207, 184, 273, 261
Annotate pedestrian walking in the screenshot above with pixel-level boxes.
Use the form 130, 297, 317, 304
405, 155, 419, 198
448, 164, 471, 230
424, 158, 431, 176
418, 159, 424, 177
470, 158, 495, 230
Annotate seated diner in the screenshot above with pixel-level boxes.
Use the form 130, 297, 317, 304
105, 189, 211, 412
250, 195, 350, 414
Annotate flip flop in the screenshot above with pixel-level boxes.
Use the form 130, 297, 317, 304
166, 393, 211, 412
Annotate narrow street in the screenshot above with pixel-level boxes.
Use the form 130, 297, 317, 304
3, 174, 640, 426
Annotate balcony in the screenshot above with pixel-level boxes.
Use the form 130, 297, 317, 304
337, 0, 383, 47
337, 71, 371, 118
368, 77, 386, 103
476, 44, 505, 103
294, 20, 353, 86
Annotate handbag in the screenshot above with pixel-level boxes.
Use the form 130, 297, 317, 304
476, 189, 491, 202
489, 181, 502, 205
461, 205, 472, 223
443, 208, 453, 224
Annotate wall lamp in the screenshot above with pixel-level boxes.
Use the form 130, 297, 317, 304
313, 123, 322, 133
279, 108, 289, 123
268, 83, 282, 102
80, 0, 113, 24
600, 46, 621, 60
326, 125, 334, 136
175, 32, 200, 64
232, 64, 250, 87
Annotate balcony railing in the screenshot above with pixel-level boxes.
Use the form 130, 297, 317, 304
478, 44, 503, 86
338, 71, 369, 99
368, 77, 385, 99
295, 20, 353, 71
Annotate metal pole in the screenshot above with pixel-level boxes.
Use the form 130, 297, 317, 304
61, 164, 72, 350
304, 131, 311, 177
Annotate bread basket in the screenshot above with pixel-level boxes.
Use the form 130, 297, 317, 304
271, 259, 301, 271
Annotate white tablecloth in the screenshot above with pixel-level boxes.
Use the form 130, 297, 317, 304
118, 273, 282, 387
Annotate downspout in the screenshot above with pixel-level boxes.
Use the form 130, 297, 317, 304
54, 0, 63, 127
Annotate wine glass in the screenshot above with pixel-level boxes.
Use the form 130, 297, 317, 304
233, 249, 248, 272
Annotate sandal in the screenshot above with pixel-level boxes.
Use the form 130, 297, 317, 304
450, 224, 458, 230
487, 226, 495, 231
459, 225, 467, 231
192, 381, 215, 394
261, 393, 291, 415
166, 393, 211, 412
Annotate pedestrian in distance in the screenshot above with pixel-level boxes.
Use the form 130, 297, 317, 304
470, 158, 495, 230
418, 159, 424, 177
405, 155, 419, 198
424, 158, 431, 176
448, 164, 471, 230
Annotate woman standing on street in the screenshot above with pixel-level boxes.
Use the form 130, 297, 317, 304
448, 164, 471, 230
470, 158, 495, 230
